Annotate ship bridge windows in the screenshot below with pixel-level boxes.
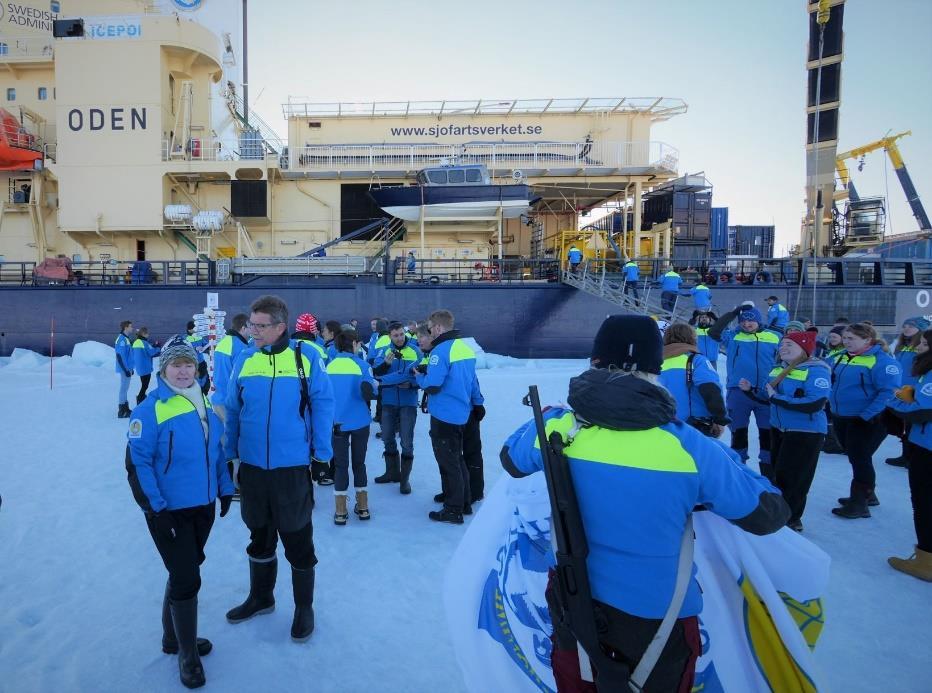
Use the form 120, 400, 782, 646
426, 170, 447, 184
447, 169, 465, 184
6, 88, 15, 102
465, 168, 482, 183
38, 88, 48, 101
0, 43, 7, 56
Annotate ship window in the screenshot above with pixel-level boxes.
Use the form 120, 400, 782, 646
0, 43, 8, 56
465, 168, 482, 183
448, 169, 465, 184
38, 87, 48, 101
6, 88, 14, 101
427, 170, 447, 184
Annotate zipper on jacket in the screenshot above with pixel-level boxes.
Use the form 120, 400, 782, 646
163, 431, 174, 474
267, 351, 275, 470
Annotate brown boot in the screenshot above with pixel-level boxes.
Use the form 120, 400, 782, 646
334, 494, 348, 526
354, 489, 371, 520
888, 547, 932, 582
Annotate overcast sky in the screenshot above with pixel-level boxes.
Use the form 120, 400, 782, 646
245, 0, 932, 255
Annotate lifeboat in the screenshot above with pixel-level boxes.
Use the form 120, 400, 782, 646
0, 108, 43, 171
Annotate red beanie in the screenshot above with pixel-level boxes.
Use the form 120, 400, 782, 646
295, 313, 318, 334
784, 331, 816, 356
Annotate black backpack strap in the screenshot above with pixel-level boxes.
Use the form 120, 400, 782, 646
685, 351, 697, 419
294, 342, 311, 419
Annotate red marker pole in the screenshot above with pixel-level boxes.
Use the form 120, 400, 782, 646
50, 316, 54, 390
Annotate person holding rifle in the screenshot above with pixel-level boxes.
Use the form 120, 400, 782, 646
500, 315, 789, 692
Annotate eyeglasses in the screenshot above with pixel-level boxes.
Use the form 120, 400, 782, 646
247, 321, 281, 331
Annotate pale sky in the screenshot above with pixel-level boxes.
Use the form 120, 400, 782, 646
245, 0, 932, 255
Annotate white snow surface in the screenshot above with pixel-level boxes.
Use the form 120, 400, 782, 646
0, 345, 930, 692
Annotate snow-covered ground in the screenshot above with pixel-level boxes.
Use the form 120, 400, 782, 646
0, 345, 929, 692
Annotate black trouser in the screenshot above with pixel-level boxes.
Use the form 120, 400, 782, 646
545, 570, 700, 692
661, 290, 677, 312
624, 281, 640, 302
463, 410, 484, 502
137, 373, 151, 401
771, 429, 825, 524
430, 416, 469, 512
146, 503, 215, 602
833, 415, 888, 487
905, 441, 932, 552
332, 424, 369, 493
239, 464, 317, 570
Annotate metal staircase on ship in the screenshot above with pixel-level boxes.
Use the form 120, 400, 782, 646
562, 259, 686, 323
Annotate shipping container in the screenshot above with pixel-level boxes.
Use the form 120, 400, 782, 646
729, 225, 775, 258
671, 242, 708, 265
710, 207, 729, 251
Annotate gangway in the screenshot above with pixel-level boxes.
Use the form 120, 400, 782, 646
562, 259, 686, 322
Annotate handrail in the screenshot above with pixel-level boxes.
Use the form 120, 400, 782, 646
0, 260, 210, 286
297, 217, 391, 257
388, 258, 560, 285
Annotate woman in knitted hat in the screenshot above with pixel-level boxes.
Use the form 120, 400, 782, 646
125, 335, 235, 688
886, 317, 931, 467
760, 331, 831, 532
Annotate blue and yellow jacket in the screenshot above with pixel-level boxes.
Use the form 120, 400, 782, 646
824, 346, 845, 365
659, 349, 727, 424
695, 327, 721, 366
567, 246, 583, 264
126, 377, 234, 513
327, 352, 377, 431
294, 331, 329, 365
829, 345, 900, 420
373, 341, 422, 407
366, 333, 390, 364
415, 330, 478, 425
224, 337, 335, 467
690, 284, 711, 310
132, 337, 160, 376
500, 369, 788, 619
185, 333, 208, 364
713, 322, 781, 392
115, 332, 133, 375
767, 303, 789, 329
768, 359, 831, 433
212, 330, 250, 406
888, 374, 932, 450
895, 345, 918, 388
623, 261, 639, 281
660, 270, 682, 292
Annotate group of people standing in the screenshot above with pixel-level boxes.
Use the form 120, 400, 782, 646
121, 296, 485, 688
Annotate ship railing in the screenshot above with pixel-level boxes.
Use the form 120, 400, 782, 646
161, 137, 240, 162
0, 36, 54, 62
230, 256, 371, 282
287, 141, 679, 174
0, 260, 211, 286
564, 258, 686, 322
1, 121, 42, 152
387, 258, 561, 286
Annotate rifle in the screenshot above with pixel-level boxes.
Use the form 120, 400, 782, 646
525, 386, 631, 691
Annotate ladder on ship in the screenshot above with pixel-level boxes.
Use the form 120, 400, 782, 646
562, 259, 686, 323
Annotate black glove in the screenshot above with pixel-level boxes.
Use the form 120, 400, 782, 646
420, 393, 429, 414
219, 495, 233, 518
414, 363, 428, 375
124, 369, 132, 378
472, 404, 486, 422
150, 511, 177, 542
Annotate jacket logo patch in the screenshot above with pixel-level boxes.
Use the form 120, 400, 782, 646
921, 383, 932, 398
429, 355, 440, 366
128, 420, 143, 439
886, 365, 900, 375
814, 378, 830, 389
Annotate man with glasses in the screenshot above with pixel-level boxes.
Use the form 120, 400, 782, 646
223, 295, 334, 642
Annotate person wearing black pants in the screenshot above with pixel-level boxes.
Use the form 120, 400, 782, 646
430, 417, 470, 521
126, 336, 235, 689
463, 404, 485, 504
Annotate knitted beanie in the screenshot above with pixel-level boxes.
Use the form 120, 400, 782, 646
590, 315, 663, 374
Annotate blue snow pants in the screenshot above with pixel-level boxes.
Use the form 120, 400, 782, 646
726, 387, 771, 464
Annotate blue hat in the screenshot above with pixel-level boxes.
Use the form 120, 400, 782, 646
904, 317, 931, 332
739, 308, 764, 325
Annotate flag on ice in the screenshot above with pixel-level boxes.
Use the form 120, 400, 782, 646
444, 473, 830, 692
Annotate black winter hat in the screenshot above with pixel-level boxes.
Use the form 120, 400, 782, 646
590, 315, 663, 374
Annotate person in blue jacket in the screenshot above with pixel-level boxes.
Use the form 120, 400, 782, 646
708, 303, 781, 468
659, 323, 729, 437
321, 320, 342, 363
211, 313, 250, 419
886, 316, 930, 468
690, 311, 721, 367
132, 326, 160, 405
567, 244, 583, 272
500, 314, 789, 692
223, 295, 334, 642
764, 331, 830, 532
829, 322, 901, 519
765, 296, 790, 331
659, 266, 682, 312
690, 282, 712, 311
125, 336, 235, 689
185, 321, 210, 396
327, 329, 378, 524
115, 320, 135, 418
887, 328, 932, 581
415, 309, 479, 524
372, 322, 422, 493
622, 258, 640, 303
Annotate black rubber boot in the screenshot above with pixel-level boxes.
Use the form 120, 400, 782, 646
290, 567, 315, 642
433, 492, 445, 503
170, 597, 205, 689
226, 557, 277, 623
117, 402, 131, 418
399, 455, 414, 495
832, 483, 871, 519
162, 581, 212, 656
428, 508, 464, 524
885, 455, 909, 468
837, 488, 880, 507
375, 452, 400, 484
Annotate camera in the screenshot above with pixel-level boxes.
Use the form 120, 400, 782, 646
391, 349, 404, 359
